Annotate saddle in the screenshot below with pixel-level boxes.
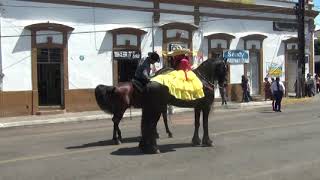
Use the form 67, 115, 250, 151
151, 70, 205, 100
132, 67, 174, 93
131, 78, 145, 93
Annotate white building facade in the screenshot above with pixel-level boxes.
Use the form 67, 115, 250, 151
0, 0, 317, 117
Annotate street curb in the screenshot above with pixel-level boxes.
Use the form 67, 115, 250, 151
0, 101, 272, 129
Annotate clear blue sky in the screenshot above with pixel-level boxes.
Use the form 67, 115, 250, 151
315, 0, 320, 29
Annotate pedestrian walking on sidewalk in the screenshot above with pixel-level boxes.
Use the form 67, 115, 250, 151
271, 77, 275, 111
271, 77, 285, 112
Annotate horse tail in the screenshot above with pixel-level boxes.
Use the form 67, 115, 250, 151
95, 84, 116, 114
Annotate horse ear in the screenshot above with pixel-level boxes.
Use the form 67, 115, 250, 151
223, 58, 227, 64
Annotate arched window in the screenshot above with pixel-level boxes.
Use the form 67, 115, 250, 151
109, 27, 147, 84
241, 34, 267, 95
25, 23, 74, 114
160, 22, 198, 67
206, 33, 235, 59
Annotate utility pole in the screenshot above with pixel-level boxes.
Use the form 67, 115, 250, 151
0, 6, 3, 91
295, 0, 305, 98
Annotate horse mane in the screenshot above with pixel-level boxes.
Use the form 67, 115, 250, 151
196, 58, 224, 69
194, 58, 216, 74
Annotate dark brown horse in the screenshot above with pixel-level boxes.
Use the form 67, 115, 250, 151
95, 81, 172, 145
139, 59, 227, 154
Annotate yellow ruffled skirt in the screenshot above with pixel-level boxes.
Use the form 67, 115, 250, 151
151, 70, 204, 100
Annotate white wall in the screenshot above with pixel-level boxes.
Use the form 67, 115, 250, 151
201, 18, 296, 83
0, 0, 308, 91
0, 1, 153, 90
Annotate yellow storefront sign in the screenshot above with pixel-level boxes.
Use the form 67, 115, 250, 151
266, 62, 283, 77
268, 69, 282, 77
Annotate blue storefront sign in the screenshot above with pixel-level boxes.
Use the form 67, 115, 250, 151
223, 50, 249, 64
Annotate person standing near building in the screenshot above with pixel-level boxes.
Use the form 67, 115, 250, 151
264, 77, 272, 101
219, 82, 228, 106
241, 75, 249, 102
306, 73, 315, 97
271, 77, 285, 112
315, 74, 320, 93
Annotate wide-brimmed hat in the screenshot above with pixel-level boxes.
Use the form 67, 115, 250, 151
148, 52, 160, 62
167, 49, 191, 57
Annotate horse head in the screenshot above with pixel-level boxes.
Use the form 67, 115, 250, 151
195, 58, 228, 88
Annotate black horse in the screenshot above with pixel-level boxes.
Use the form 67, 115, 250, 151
139, 59, 227, 154
95, 81, 173, 145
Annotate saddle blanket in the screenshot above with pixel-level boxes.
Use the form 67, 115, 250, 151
151, 70, 204, 100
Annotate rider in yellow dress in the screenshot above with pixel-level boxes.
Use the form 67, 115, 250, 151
151, 48, 204, 100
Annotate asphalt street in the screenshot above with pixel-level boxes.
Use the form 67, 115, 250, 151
0, 99, 320, 180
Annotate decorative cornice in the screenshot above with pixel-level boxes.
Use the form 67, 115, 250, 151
25, 23, 74, 32
160, 22, 198, 30
206, 33, 236, 41
283, 37, 298, 44
242, 34, 268, 41
24, 0, 319, 20
156, 0, 318, 17
109, 28, 147, 35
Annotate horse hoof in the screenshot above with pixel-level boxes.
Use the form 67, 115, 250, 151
142, 147, 161, 154
168, 133, 173, 138
202, 139, 213, 147
155, 133, 160, 139
192, 137, 201, 146
138, 140, 144, 150
113, 139, 122, 145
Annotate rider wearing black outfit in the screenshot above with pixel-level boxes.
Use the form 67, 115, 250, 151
132, 52, 160, 92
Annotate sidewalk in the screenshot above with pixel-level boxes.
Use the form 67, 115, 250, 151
5, 94, 316, 129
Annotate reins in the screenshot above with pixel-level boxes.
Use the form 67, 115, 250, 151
194, 70, 215, 89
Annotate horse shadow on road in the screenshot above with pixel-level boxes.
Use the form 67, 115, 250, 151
110, 143, 193, 156
65, 136, 140, 150
66, 137, 195, 156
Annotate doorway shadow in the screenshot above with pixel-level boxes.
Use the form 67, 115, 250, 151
65, 136, 140, 150
110, 142, 193, 156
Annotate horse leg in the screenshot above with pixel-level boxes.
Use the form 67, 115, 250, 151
112, 116, 122, 145
116, 121, 123, 142
116, 110, 126, 142
140, 108, 161, 154
202, 107, 213, 147
112, 110, 125, 145
192, 108, 201, 146
162, 110, 173, 138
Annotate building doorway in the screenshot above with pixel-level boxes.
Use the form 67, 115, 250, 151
247, 52, 260, 95
117, 60, 138, 82
37, 48, 63, 106
287, 52, 298, 96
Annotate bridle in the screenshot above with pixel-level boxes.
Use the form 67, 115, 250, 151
194, 70, 215, 90
193, 60, 227, 91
